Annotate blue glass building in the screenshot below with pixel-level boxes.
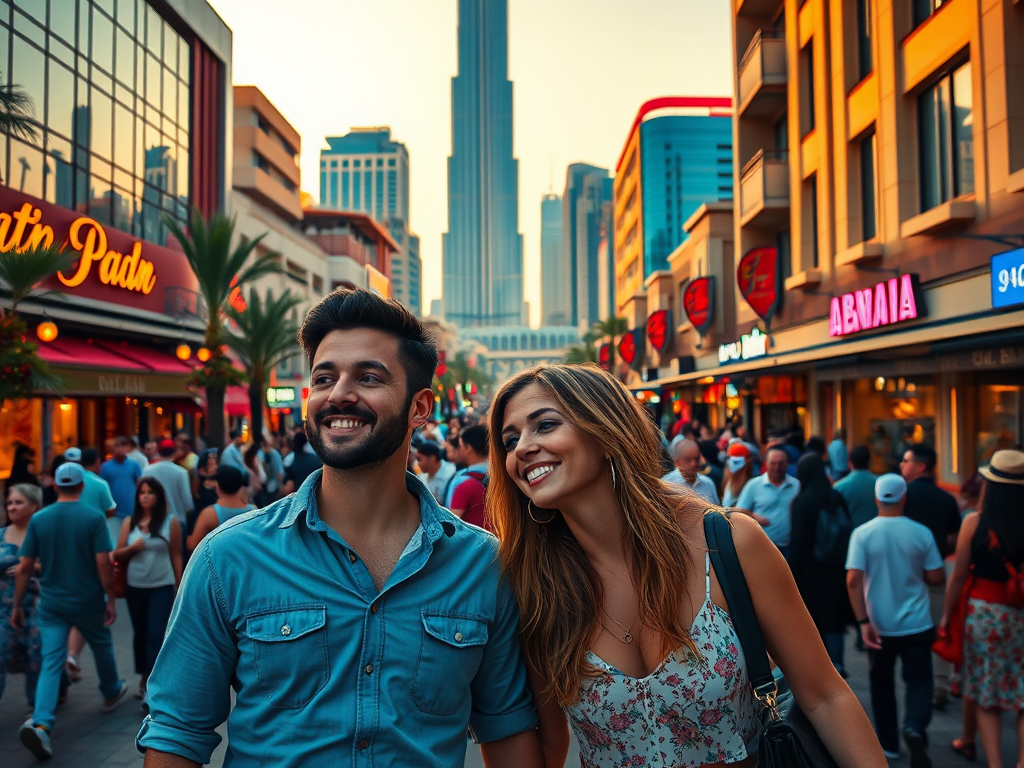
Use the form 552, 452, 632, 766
442, 0, 523, 328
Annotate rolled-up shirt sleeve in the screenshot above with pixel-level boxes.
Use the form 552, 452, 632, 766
136, 543, 237, 763
468, 577, 539, 743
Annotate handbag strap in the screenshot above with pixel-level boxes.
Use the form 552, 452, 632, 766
703, 511, 777, 703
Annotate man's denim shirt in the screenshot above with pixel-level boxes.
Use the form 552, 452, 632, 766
136, 470, 537, 767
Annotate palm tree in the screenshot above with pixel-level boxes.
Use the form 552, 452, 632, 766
0, 242, 77, 312
564, 340, 597, 364
164, 210, 284, 449
225, 288, 304, 445
0, 73, 39, 184
590, 315, 628, 369
447, 350, 492, 397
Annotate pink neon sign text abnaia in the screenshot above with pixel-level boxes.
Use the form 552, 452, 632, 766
828, 274, 923, 338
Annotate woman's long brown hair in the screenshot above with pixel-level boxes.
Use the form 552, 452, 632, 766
488, 364, 702, 707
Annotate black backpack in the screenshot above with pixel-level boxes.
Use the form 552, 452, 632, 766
813, 503, 854, 567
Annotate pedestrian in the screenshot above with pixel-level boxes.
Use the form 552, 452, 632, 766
414, 439, 456, 505
127, 437, 150, 474
136, 288, 541, 767
219, 430, 246, 472
192, 449, 219, 515
6, 443, 38, 492
186, 466, 255, 552
141, 439, 194, 530
39, 455, 65, 509
172, 433, 198, 476
489, 363, 884, 766
1, 485, 44, 713
449, 425, 490, 530
846, 473, 946, 767
444, 427, 488, 508
112, 478, 182, 709
279, 432, 321, 495
790, 454, 855, 676
720, 442, 753, 507
143, 440, 159, 465
243, 444, 268, 507
662, 437, 721, 505
940, 450, 1024, 768
902, 442, 961, 710
735, 446, 801, 559
11, 463, 128, 760
829, 428, 850, 481
259, 436, 284, 503
100, 436, 143, 548
836, 445, 880, 528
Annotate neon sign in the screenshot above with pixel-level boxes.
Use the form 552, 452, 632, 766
828, 274, 924, 338
0, 203, 156, 295
719, 327, 770, 364
266, 386, 298, 406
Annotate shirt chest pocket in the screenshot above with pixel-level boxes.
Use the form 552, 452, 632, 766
246, 605, 329, 709
411, 612, 488, 715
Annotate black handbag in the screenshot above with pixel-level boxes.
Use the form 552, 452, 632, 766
704, 512, 840, 768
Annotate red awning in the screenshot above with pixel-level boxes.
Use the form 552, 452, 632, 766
225, 385, 251, 417
38, 338, 149, 371
94, 341, 195, 374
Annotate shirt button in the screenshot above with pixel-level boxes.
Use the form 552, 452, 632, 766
357, 740, 368, 750
281, 625, 291, 636
348, 552, 357, 563
454, 632, 463, 642
364, 664, 373, 674
370, 603, 378, 614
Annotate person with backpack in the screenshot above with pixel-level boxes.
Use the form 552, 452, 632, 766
789, 454, 855, 677
939, 449, 1024, 768
846, 473, 946, 767
449, 425, 491, 531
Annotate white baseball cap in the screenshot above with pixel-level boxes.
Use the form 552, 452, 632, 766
63, 447, 82, 462
875, 473, 907, 503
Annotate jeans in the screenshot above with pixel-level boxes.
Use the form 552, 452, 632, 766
125, 585, 175, 676
34, 607, 122, 728
867, 628, 935, 752
823, 630, 846, 674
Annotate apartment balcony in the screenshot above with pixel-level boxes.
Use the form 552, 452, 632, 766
739, 150, 790, 229
736, 0, 783, 17
738, 30, 787, 117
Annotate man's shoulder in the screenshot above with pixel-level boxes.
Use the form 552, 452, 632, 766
200, 499, 293, 553
435, 505, 500, 556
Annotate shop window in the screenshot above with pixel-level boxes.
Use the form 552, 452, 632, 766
860, 131, 878, 241
850, 377, 937, 474
975, 385, 1022, 468
918, 60, 973, 212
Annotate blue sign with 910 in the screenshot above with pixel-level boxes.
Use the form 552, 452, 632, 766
991, 248, 1024, 309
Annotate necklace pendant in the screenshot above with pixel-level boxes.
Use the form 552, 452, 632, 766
623, 632, 633, 644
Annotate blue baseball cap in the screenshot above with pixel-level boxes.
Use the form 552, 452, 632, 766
54, 462, 85, 486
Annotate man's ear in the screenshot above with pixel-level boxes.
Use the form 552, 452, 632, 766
409, 388, 435, 430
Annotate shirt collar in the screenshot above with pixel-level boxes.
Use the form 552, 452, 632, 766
279, 468, 456, 541
762, 473, 795, 488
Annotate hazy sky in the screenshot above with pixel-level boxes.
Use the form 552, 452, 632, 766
209, 0, 732, 326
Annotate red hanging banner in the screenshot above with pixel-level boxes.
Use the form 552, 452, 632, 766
737, 246, 781, 322
682, 276, 715, 334
618, 330, 638, 365
598, 343, 611, 371
646, 310, 673, 353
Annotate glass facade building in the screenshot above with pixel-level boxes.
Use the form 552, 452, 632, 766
639, 114, 733, 275
0, 0, 194, 247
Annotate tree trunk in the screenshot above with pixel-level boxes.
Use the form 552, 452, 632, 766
206, 385, 227, 450
248, 378, 264, 445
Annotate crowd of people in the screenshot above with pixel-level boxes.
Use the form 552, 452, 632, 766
2, 286, 1022, 768
0, 426, 323, 758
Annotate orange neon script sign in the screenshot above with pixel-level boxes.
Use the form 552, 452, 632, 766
0, 202, 157, 295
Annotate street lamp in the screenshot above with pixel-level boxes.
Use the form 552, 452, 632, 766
175, 343, 192, 361
197, 347, 211, 362
36, 319, 58, 342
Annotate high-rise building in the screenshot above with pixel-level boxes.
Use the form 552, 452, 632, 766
540, 193, 566, 326
319, 127, 410, 222
614, 98, 733, 311
564, 164, 613, 329
388, 225, 423, 315
442, 0, 523, 328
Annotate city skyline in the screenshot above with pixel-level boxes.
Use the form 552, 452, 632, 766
209, 0, 732, 326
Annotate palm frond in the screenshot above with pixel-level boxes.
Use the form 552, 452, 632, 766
0, 242, 78, 311
0, 79, 39, 142
225, 288, 303, 380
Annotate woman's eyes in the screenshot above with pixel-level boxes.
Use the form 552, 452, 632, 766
503, 436, 519, 451
503, 421, 559, 451
537, 420, 558, 433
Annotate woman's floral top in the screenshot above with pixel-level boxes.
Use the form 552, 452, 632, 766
564, 554, 759, 767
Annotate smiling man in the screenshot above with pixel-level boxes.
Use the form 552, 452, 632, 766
136, 289, 541, 768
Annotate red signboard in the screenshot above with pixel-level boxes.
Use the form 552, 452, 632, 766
436, 350, 447, 378
0, 186, 198, 315
646, 310, 672, 353
618, 330, 638, 365
737, 246, 781, 322
682, 276, 715, 335
598, 343, 611, 371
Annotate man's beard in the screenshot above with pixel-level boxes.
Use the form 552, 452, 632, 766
306, 401, 410, 470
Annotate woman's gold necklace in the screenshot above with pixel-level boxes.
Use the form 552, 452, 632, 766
601, 607, 640, 645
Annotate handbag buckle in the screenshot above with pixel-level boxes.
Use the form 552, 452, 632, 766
752, 681, 781, 721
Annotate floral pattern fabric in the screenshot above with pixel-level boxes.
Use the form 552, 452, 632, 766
964, 597, 1024, 710
565, 554, 759, 767
0, 526, 42, 706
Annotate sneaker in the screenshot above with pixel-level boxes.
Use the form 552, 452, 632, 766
904, 729, 932, 768
19, 721, 52, 760
65, 655, 82, 682
101, 680, 129, 713
882, 748, 901, 760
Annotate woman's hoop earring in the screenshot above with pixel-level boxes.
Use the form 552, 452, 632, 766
528, 500, 556, 525
609, 458, 618, 490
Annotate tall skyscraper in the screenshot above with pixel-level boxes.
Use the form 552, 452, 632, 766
564, 164, 612, 329
442, 0, 523, 328
540, 193, 566, 326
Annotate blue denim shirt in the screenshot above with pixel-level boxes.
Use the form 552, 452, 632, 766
136, 470, 537, 767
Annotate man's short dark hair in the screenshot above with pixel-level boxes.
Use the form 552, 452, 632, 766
908, 442, 937, 473
416, 440, 443, 460
113, 435, 130, 448
458, 425, 488, 458
215, 466, 247, 495
805, 436, 826, 457
298, 288, 438, 397
229, 429, 243, 440
850, 445, 871, 470
80, 447, 100, 467
292, 432, 309, 453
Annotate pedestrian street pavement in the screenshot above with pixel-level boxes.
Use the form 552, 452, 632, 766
0, 605, 1016, 767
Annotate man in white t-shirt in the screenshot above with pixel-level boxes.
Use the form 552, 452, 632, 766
846, 473, 945, 768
